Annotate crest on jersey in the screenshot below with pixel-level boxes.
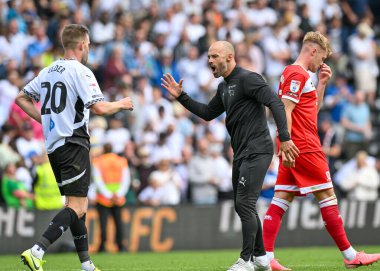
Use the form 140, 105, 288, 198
49, 118, 55, 131
290, 80, 301, 93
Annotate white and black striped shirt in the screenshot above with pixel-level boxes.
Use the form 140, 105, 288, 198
24, 59, 104, 153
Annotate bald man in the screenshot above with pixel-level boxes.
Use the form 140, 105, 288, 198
161, 41, 299, 271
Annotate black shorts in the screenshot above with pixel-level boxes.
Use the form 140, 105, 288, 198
48, 143, 91, 197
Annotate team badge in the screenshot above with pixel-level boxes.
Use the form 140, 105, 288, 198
290, 80, 301, 93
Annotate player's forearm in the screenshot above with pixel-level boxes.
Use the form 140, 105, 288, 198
281, 99, 296, 137
91, 101, 123, 116
15, 93, 41, 123
316, 82, 327, 112
285, 110, 293, 136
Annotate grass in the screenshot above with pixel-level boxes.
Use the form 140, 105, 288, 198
1, 246, 380, 271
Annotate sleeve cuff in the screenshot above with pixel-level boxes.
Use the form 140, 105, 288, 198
279, 132, 291, 142
176, 91, 188, 102
85, 97, 104, 109
23, 89, 40, 103
282, 95, 299, 104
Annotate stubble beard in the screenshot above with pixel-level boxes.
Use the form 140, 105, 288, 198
81, 51, 88, 65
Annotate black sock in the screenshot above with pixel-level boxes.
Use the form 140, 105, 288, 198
41, 208, 78, 250
36, 236, 51, 251
71, 213, 90, 263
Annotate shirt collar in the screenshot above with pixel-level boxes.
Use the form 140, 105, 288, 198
224, 65, 240, 83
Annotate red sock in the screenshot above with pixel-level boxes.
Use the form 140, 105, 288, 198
263, 204, 286, 252
320, 205, 351, 251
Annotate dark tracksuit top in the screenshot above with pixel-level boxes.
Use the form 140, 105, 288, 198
177, 66, 290, 161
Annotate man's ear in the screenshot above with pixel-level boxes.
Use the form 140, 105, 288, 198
227, 53, 233, 62
78, 41, 84, 51
311, 47, 317, 56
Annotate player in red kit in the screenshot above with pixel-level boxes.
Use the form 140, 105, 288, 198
262, 31, 380, 270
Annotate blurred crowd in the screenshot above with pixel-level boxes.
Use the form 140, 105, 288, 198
1, 0, 380, 211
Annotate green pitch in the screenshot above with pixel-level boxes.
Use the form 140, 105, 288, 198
1, 246, 380, 271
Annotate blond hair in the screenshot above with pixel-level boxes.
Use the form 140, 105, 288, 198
303, 31, 332, 57
61, 24, 89, 50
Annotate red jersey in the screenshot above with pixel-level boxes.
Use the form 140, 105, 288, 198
278, 65, 321, 153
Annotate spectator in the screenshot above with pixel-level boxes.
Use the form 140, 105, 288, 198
103, 44, 129, 91
1, 162, 33, 209
134, 146, 156, 195
15, 122, 43, 168
298, 3, 314, 34
104, 116, 131, 155
8, 101, 44, 140
0, 69, 22, 127
348, 22, 378, 105
184, 13, 206, 44
175, 143, 193, 201
217, 17, 244, 44
90, 11, 115, 44
333, 152, 377, 187
324, 0, 342, 21
177, 46, 205, 101
0, 19, 29, 67
197, 22, 217, 56
245, 0, 277, 30
152, 48, 180, 93
341, 91, 372, 159
341, 0, 373, 53
93, 143, 131, 252
0, 125, 20, 170
324, 73, 354, 124
103, 24, 133, 76
138, 158, 181, 206
165, 121, 185, 164
318, 113, 342, 178
262, 21, 291, 90
150, 132, 173, 165
143, 86, 174, 133
209, 143, 232, 201
89, 116, 108, 148
33, 153, 63, 210
26, 22, 52, 63
15, 158, 33, 193
339, 151, 380, 201
188, 138, 218, 204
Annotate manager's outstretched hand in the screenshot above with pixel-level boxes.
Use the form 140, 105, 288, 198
161, 73, 183, 98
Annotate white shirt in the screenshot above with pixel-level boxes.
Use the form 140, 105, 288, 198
105, 127, 131, 154
245, 7, 277, 28
0, 33, 29, 65
263, 34, 290, 77
0, 79, 19, 126
340, 165, 380, 201
349, 35, 378, 72
15, 137, 44, 167
24, 59, 104, 153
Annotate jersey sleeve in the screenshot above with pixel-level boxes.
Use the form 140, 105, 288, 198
281, 72, 306, 104
75, 67, 104, 109
23, 76, 41, 102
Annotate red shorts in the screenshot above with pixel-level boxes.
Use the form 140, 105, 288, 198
275, 151, 333, 195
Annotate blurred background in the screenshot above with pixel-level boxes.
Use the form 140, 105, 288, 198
0, 0, 380, 254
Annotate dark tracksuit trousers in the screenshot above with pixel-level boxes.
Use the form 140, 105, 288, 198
232, 153, 273, 261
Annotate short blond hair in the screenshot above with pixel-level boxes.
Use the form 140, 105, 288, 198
303, 31, 332, 57
61, 24, 89, 50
